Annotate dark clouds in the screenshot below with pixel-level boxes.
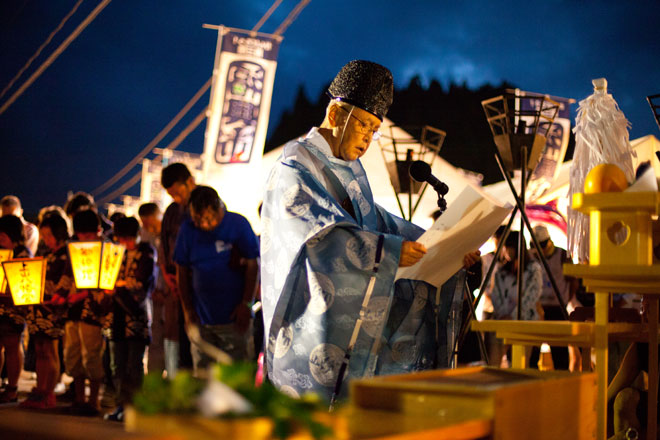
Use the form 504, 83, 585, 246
1, 0, 659, 213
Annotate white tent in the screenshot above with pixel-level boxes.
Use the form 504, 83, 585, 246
483, 134, 660, 206
481, 134, 660, 249
259, 118, 486, 232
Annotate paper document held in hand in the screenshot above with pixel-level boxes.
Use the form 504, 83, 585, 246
396, 185, 512, 287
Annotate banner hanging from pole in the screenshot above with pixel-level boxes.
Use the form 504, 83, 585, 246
203, 27, 282, 166
201, 26, 282, 230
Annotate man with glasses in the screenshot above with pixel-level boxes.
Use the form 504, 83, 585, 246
261, 60, 466, 403
173, 186, 259, 374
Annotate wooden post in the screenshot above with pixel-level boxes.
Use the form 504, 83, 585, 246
511, 344, 527, 369
594, 292, 609, 440
647, 296, 658, 440
581, 347, 591, 372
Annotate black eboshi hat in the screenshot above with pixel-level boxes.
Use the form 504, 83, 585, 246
327, 60, 393, 121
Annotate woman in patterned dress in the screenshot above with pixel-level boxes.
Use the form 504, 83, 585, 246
20, 214, 72, 409
489, 230, 543, 367
0, 215, 32, 403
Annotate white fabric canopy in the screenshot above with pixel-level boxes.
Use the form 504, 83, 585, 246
260, 118, 485, 231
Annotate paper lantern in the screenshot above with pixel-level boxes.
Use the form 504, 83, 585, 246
482, 91, 559, 172
99, 242, 125, 290
378, 125, 446, 220
68, 241, 125, 290
0, 249, 13, 294
2, 258, 46, 306
68, 241, 103, 289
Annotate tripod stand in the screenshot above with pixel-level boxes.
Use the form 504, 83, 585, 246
454, 92, 571, 364
648, 94, 660, 131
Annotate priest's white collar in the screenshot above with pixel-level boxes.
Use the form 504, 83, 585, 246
303, 127, 352, 165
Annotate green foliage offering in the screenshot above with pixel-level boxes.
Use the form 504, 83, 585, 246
133, 370, 204, 415
212, 362, 333, 440
211, 361, 257, 390
133, 363, 333, 440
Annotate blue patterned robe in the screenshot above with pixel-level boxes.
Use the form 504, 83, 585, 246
261, 128, 463, 402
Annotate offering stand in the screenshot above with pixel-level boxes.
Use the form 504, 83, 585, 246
473, 191, 660, 439
564, 190, 660, 440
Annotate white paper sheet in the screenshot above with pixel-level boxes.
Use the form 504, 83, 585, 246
395, 185, 513, 287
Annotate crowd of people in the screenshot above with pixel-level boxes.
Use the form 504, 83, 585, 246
476, 225, 580, 370
0, 162, 260, 423
0, 60, 653, 440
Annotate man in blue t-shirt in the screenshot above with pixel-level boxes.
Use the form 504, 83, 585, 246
173, 185, 259, 373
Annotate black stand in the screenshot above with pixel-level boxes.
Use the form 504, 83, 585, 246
450, 279, 490, 367
453, 149, 570, 364
494, 149, 570, 319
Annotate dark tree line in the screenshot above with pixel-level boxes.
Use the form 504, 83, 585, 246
266, 77, 574, 185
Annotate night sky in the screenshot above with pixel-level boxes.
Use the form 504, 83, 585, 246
1, 0, 659, 216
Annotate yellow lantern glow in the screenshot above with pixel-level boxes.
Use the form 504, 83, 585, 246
68, 241, 103, 289
99, 242, 125, 290
2, 258, 46, 306
68, 241, 125, 290
0, 249, 13, 294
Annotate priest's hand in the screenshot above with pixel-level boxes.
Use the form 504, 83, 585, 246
462, 250, 481, 269
399, 241, 427, 267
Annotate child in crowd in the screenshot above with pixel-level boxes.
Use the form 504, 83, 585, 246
20, 214, 72, 409
64, 210, 110, 415
104, 217, 155, 422
138, 203, 176, 378
0, 215, 32, 403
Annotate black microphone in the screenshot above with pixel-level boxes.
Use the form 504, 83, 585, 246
409, 161, 449, 196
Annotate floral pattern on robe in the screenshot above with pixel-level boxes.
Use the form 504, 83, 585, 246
261, 128, 463, 402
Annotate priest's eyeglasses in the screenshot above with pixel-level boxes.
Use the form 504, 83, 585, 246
337, 106, 382, 141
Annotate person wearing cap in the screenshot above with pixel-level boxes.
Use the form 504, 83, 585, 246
530, 224, 578, 370
260, 60, 475, 402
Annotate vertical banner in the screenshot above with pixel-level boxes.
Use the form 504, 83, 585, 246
202, 27, 282, 229
139, 151, 204, 213
517, 90, 575, 201
209, 27, 280, 165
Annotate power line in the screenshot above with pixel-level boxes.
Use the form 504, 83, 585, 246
91, 0, 285, 199
90, 77, 211, 196
160, 106, 208, 152
96, 170, 141, 206
0, 0, 84, 100
96, 111, 207, 207
94, 0, 309, 203
0, 0, 112, 116
273, 0, 311, 36
251, 0, 283, 33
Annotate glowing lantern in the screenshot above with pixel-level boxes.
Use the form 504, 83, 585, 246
0, 249, 13, 294
2, 258, 46, 306
68, 241, 125, 290
99, 242, 125, 290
